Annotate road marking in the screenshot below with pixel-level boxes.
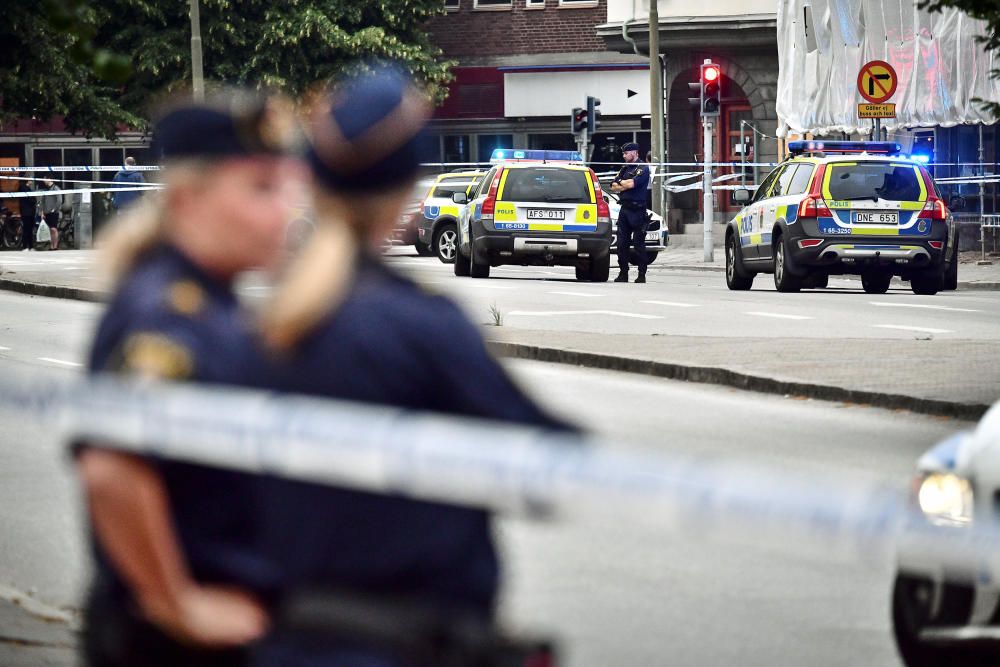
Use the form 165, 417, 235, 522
38, 357, 83, 368
641, 300, 700, 308
0, 346, 10, 351
459, 283, 514, 290
547, 291, 603, 298
873, 324, 953, 334
868, 301, 980, 313
507, 310, 662, 320
745, 311, 814, 320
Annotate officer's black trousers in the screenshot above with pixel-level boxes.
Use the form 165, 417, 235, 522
616, 207, 648, 275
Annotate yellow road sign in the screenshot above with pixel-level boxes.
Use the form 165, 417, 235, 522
857, 103, 896, 119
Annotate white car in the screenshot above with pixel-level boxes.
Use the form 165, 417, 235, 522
416, 171, 485, 263
892, 403, 1000, 665
604, 190, 669, 264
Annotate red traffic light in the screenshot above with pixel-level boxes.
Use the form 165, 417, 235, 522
703, 66, 720, 82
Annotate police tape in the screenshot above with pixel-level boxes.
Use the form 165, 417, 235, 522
4, 367, 1000, 572
0, 166, 161, 173
0, 185, 161, 199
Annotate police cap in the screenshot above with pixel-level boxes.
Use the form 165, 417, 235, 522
307, 63, 432, 193
151, 91, 297, 163
622, 142, 640, 153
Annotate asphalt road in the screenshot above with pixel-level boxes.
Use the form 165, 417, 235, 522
0, 290, 972, 665
382, 251, 1000, 341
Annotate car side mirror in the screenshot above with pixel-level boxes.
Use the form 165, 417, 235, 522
733, 188, 751, 205
949, 196, 966, 212
452, 192, 468, 205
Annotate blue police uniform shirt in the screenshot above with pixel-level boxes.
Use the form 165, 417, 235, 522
84, 243, 275, 603
617, 161, 650, 206
250, 254, 572, 653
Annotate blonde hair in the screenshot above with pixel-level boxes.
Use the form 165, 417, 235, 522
259, 182, 414, 352
98, 162, 210, 287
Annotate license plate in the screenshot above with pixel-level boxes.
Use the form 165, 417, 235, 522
526, 209, 565, 220
645, 231, 659, 242
852, 211, 898, 224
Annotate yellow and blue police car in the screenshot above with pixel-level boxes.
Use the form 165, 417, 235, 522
726, 141, 958, 295
453, 150, 613, 282
416, 170, 485, 263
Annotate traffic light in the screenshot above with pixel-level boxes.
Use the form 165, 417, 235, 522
571, 107, 587, 134
701, 62, 721, 117
586, 96, 601, 134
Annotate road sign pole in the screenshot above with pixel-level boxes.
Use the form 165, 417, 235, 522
703, 117, 714, 263
875, 118, 882, 141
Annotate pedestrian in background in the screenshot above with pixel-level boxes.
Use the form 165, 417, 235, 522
611, 142, 651, 283
76, 91, 298, 667
40, 178, 62, 250
111, 157, 147, 212
17, 174, 37, 251
252, 63, 571, 665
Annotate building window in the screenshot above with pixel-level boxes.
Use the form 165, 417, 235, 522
477, 134, 513, 163
444, 0, 459, 10
444, 135, 471, 165
474, 0, 512, 9
526, 0, 546, 8
558, 0, 598, 6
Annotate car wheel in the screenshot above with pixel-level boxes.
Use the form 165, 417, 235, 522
454, 246, 470, 277
804, 272, 829, 289
892, 574, 982, 667
944, 243, 959, 291
2, 218, 23, 249
861, 271, 892, 294
726, 233, 754, 291
911, 270, 942, 295
434, 223, 458, 264
773, 235, 801, 292
415, 239, 435, 257
470, 243, 490, 279
589, 253, 610, 282
629, 249, 659, 265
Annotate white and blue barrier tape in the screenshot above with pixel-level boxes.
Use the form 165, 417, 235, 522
1, 369, 999, 572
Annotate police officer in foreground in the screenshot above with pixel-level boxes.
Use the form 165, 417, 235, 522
251, 63, 570, 665
76, 92, 298, 666
610, 142, 651, 283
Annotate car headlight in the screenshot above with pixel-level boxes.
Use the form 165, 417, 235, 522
917, 473, 974, 526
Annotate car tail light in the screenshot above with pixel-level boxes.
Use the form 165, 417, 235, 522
918, 196, 947, 221
590, 169, 612, 224
798, 238, 823, 248
480, 171, 501, 219
929, 240, 944, 250
798, 196, 831, 219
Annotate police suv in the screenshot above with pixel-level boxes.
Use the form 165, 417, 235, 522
892, 403, 1000, 665
726, 141, 958, 295
453, 150, 613, 282
416, 170, 485, 263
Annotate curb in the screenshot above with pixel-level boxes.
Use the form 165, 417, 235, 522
487, 341, 990, 421
0, 278, 103, 303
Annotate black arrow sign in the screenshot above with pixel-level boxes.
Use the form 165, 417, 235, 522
627, 89, 637, 98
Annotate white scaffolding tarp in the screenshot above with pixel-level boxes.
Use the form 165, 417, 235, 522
776, 0, 1000, 136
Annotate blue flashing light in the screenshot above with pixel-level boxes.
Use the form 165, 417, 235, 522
490, 148, 583, 164
787, 140, 902, 156
911, 153, 931, 164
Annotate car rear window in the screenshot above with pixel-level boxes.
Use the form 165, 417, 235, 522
826, 163, 922, 202
432, 176, 479, 199
500, 167, 592, 203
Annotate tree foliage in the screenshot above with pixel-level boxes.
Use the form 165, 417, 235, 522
920, 0, 1000, 118
0, 1, 454, 138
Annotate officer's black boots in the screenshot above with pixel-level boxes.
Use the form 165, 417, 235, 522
614, 271, 628, 283
635, 274, 646, 284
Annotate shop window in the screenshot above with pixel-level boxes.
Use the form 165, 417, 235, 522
444, 135, 470, 165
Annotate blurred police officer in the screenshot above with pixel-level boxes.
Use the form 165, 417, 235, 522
252, 63, 570, 666
76, 91, 298, 666
610, 142, 651, 283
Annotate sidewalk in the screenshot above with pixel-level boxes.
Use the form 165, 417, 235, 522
0, 587, 77, 667
0, 249, 996, 420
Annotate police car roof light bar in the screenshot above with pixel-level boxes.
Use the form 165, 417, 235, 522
786, 140, 902, 157
490, 149, 584, 164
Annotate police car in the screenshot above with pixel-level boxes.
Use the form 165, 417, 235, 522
453, 150, 613, 281
892, 403, 1000, 665
725, 141, 958, 295
416, 170, 485, 263
604, 190, 669, 265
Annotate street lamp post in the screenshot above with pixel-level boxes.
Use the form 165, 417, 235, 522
190, 0, 204, 102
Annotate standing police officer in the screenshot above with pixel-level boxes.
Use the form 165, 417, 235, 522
610, 142, 651, 283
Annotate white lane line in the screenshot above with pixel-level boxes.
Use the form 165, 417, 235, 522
456, 283, 514, 290
873, 324, 954, 334
547, 291, 603, 298
745, 311, 814, 321
38, 357, 83, 368
641, 300, 700, 308
0, 346, 10, 351
507, 310, 662, 320
869, 301, 980, 313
